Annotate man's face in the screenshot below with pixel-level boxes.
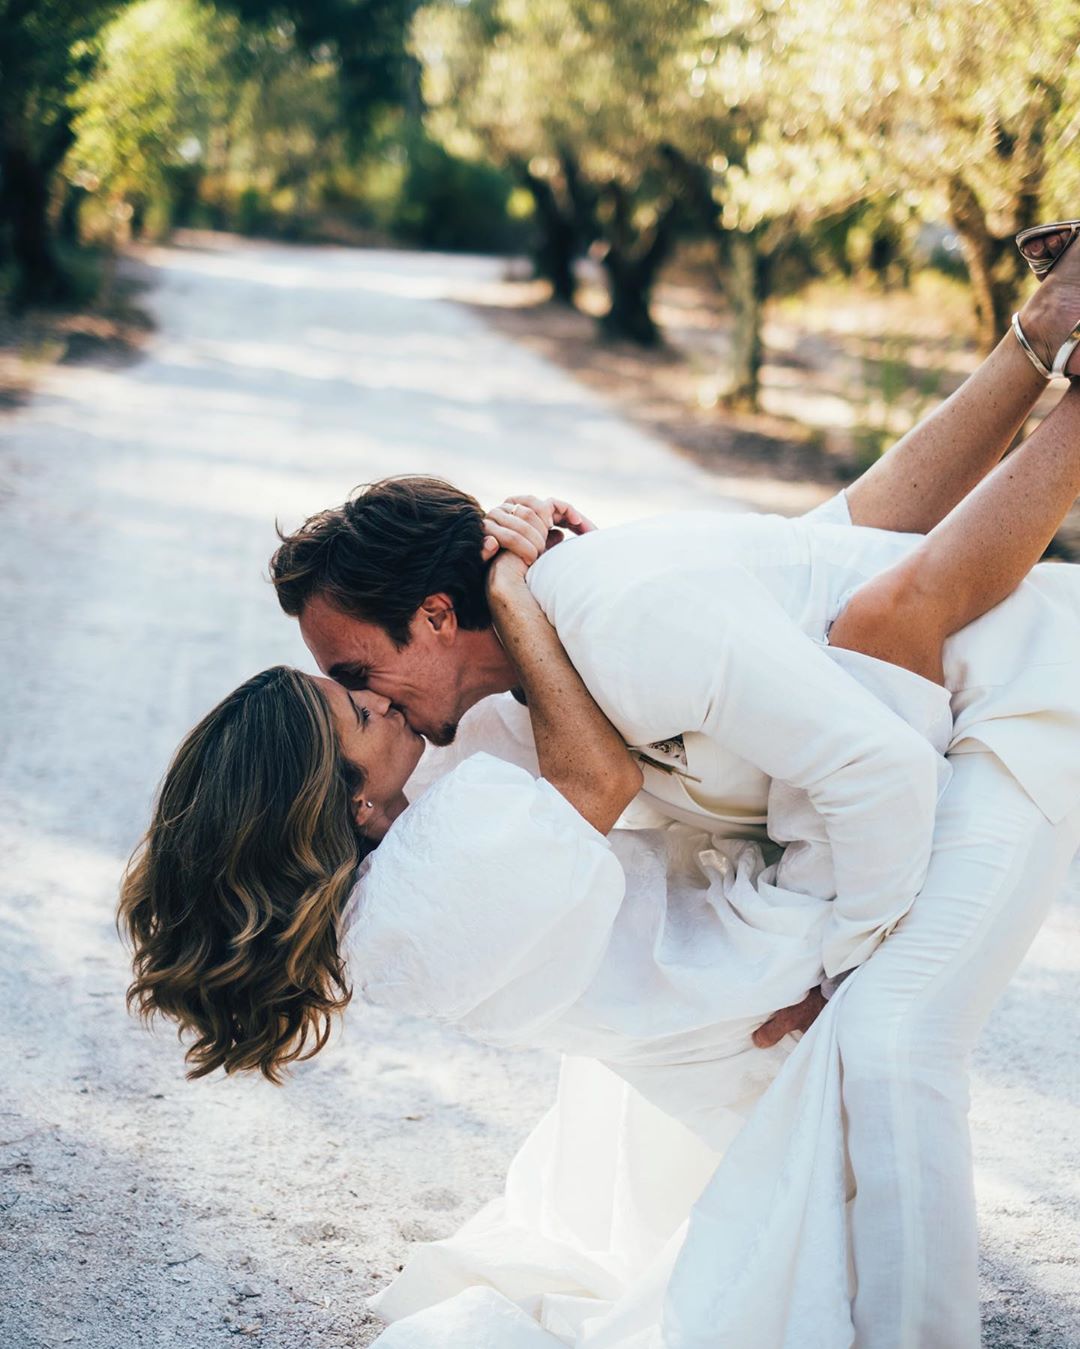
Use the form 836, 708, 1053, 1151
299, 592, 467, 745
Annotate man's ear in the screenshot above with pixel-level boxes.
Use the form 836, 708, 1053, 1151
418, 592, 458, 640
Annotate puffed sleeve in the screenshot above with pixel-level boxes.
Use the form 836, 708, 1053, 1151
342, 753, 626, 1046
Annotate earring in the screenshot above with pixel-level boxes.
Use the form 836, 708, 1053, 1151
365, 800, 373, 809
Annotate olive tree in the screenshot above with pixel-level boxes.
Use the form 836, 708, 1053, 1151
415, 0, 707, 341
793, 0, 1080, 349
0, 0, 126, 303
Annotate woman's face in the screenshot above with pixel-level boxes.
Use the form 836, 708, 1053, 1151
313, 677, 426, 837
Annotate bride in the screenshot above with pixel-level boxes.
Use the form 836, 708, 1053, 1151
119, 223, 1080, 1346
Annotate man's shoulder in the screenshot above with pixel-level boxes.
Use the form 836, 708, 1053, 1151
529, 508, 795, 596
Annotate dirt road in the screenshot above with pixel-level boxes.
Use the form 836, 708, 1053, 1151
1, 236, 1077, 1348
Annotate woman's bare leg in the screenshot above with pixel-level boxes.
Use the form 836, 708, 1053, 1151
845, 332, 1046, 534
846, 231, 1078, 534
831, 381, 1080, 683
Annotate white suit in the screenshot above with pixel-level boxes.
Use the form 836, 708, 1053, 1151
521, 492, 1080, 1347
350, 493, 1080, 1347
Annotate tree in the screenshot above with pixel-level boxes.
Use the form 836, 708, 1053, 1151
0, 0, 125, 304
67, 0, 240, 232
650, 1, 883, 407
67, 0, 346, 236
787, 0, 1080, 351
416, 0, 704, 341
416, 0, 872, 378
418, 0, 1080, 399
219, 0, 422, 145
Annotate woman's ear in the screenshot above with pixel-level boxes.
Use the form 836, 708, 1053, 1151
352, 790, 376, 832
353, 792, 400, 845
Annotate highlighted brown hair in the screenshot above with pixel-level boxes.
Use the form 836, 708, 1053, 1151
118, 667, 367, 1083
270, 475, 489, 646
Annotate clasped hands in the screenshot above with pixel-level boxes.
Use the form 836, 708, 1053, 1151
481, 493, 598, 569
481, 492, 827, 1050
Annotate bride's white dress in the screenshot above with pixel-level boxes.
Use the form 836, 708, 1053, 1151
345, 678, 951, 1348
342, 499, 1080, 1347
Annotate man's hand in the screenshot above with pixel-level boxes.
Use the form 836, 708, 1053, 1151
482, 494, 597, 566
751, 986, 827, 1049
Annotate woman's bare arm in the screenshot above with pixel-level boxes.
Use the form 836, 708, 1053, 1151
831, 383, 1080, 683
486, 551, 643, 833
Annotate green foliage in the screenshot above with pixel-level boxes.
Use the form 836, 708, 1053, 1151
65, 0, 528, 252
218, 0, 420, 140
413, 0, 1080, 382
0, 0, 127, 301
66, 0, 350, 237
777, 0, 1080, 345
12, 0, 1078, 333
0, 0, 122, 144
390, 129, 529, 252
67, 0, 238, 220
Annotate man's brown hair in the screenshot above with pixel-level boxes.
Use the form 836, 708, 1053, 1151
270, 476, 490, 646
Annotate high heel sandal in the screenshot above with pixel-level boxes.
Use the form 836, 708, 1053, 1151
1015, 219, 1080, 278
1011, 310, 1080, 380
1012, 222, 1080, 381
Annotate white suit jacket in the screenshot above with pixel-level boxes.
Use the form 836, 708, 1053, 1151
527, 493, 1080, 977
526, 498, 944, 979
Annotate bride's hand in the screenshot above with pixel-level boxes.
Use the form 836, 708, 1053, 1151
485, 546, 530, 602
481, 495, 597, 565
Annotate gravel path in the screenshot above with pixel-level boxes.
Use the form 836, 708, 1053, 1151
1, 235, 1077, 1348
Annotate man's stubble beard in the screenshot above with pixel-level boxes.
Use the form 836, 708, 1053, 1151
426, 721, 459, 748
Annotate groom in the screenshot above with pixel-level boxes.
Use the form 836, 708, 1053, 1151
269, 433, 1080, 1349
270, 470, 966, 1343
274, 477, 943, 985
269, 230, 1080, 1342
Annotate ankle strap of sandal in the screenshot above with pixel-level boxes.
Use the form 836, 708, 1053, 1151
1012, 311, 1080, 380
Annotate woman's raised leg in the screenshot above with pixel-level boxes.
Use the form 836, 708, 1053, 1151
830, 381, 1080, 683
845, 230, 1080, 535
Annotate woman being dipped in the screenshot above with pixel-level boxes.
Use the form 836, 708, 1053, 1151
119, 221, 1080, 1345
120, 220, 1080, 1086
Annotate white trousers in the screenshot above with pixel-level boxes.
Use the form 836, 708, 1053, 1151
834, 748, 1080, 1348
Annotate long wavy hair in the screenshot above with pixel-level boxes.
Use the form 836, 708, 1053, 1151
117, 666, 370, 1084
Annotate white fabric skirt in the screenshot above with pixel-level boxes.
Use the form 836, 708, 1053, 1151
365, 978, 860, 1348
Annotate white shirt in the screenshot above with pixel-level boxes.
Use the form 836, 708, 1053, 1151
525, 507, 944, 977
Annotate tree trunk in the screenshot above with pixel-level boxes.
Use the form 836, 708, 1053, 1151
726, 230, 771, 410
57, 182, 86, 246
0, 106, 76, 309
598, 182, 678, 347
947, 175, 1027, 354
601, 251, 662, 345
657, 142, 726, 243
0, 139, 65, 308
519, 165, 578, 305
